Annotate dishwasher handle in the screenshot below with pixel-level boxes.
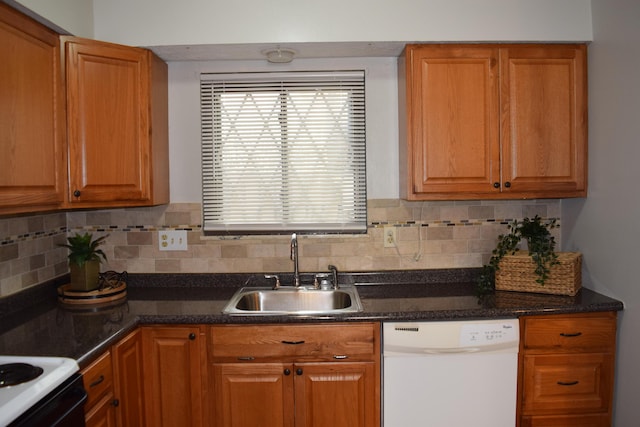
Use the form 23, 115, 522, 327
384, 341, 519, 355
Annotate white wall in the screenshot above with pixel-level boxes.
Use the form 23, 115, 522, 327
168, 57, 399, 202
14, 0, 93, 37
91, 0, 592, 47
562, 0, 640, 424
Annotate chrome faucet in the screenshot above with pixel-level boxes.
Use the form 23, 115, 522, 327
328, 264, 339, 289
290, 233, 300, 287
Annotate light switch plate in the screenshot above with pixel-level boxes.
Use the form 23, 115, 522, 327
159, 230, 188, 251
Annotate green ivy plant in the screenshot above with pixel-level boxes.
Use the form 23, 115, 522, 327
477, 216, 559, 295
59, 232, 108, 267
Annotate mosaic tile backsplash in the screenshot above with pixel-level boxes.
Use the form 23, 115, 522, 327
0, 199, 561, 297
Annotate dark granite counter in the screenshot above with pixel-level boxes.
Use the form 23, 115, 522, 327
0, 269, 623, 368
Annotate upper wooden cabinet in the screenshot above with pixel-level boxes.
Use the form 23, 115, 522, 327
399, 44, 587, 200
0, 3, 66, 214
63, 36, 169, 208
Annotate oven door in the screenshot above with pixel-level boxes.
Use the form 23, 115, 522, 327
9, 373, 87, 427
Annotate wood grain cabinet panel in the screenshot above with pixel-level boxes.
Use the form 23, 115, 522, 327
81, 351, 117, 427
210, 323, 380, 427
399, 43, 587, 200
81, 329, 145, 427
64, 36, 169, 208
0, 3, 66, 214
112, 328, 146, 427
517, 313, 617, 427
295, 362, 376, 427
141, 325, 207, 427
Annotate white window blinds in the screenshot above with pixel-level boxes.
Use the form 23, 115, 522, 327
200, 71, 367, 234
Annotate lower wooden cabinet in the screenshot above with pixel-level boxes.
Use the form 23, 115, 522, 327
80, 315, 617, 427
81, 329, 145, 427
141, 325, 208, 427
112, 328, 146, 426
294, 361, 376, 427
518, 312, 617, 427
209, 323, 380, 427
82, 351, 117, 427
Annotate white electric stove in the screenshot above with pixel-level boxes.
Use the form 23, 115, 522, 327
0, 356, 80, 426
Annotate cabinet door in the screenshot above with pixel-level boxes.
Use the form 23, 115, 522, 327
142, 326, 206, 427
0, 3, 65, 214
294, 362, 378, 427
212, 363, 295, 427
500, 45, 587, 197
65, 36, 153, 205
85, 394, 118, 427
112, 329, 145, 426
401, 45, 500, 198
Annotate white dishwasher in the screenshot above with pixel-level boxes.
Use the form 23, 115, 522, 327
383, 319, 519, 427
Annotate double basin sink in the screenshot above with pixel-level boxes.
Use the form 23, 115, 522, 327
222, 284, 363, 315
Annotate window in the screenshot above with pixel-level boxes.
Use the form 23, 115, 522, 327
200, 71, 366, 234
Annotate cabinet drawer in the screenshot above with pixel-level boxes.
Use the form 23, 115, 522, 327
522, 353, 613, 414
81, 350, 114, 409
521, 413, 610, 427
522, 313, 616, 351
210, 323, 377, 361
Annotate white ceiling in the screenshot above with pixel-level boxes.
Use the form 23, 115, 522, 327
149, 41, 409, 62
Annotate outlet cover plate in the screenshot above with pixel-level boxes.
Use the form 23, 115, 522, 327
159, 230, 188, 251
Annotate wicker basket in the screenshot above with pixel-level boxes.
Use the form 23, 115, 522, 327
495, 252, 582, 296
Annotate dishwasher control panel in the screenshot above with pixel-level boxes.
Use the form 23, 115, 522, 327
383, 319, 520, 353
459, 321, 518, 346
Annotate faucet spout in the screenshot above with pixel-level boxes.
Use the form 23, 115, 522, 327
290, 233, 300, 287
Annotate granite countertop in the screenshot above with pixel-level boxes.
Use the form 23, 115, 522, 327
0, 269, 623, 368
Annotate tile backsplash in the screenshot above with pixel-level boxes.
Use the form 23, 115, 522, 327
0, 199, 560, 297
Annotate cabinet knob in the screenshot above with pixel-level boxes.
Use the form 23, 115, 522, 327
112, 399, 120, 407
284, 368, 291, 376
73, 190, 81, 197
493, 182, 500, 189
296, 368, 303, 376
504, 181, 511, 188
188, 333, 196, 340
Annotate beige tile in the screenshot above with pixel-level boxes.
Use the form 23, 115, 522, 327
128, 231, 152, 245
165, 211, 192, 226
155, 259, 181, 272
247, 244, 276, 258
114, 246, 140, 259
427, 227, 454, 240
221, 245, 248, 258
440, 205, 470, 222
468, 205, 495, 220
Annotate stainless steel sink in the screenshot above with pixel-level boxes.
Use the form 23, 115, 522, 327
222, 285, 363, 315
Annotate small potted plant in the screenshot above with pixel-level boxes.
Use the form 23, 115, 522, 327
59, 232, 108, 292
477, 216, 581, 296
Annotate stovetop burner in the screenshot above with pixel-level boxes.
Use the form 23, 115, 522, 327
0, 363, 44, 387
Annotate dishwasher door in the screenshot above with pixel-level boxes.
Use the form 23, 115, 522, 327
383, 319, 519, 427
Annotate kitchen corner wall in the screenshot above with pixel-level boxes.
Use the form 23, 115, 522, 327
0, 199, 560, 297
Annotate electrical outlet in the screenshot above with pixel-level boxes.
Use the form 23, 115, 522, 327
383, 226, 397, 248
159, 230, 188, 251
